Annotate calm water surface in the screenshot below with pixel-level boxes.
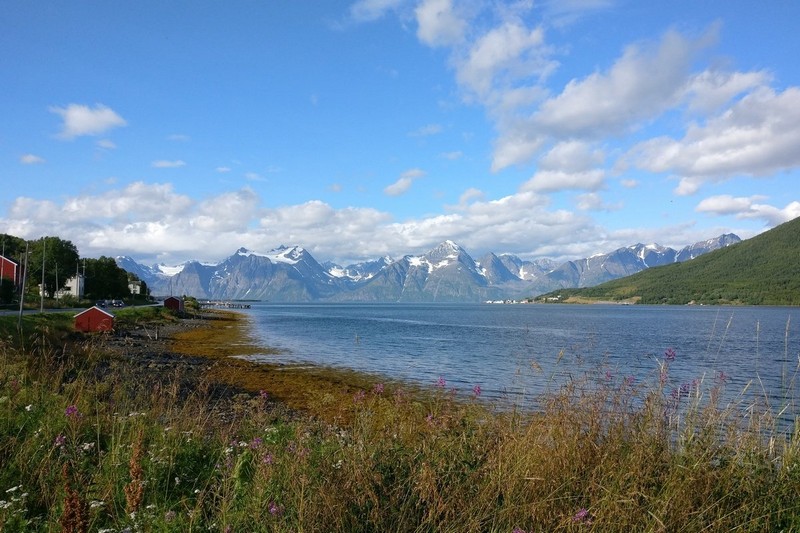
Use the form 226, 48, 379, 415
239, 303, 799, 417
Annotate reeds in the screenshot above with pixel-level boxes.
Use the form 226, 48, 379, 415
1, 314, 798, 532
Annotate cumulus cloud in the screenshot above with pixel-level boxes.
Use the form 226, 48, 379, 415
152, 160, 186, 168
20, 154, 45, 164
415, 0, 466, 47
628, 86, 800, 194
521, 141, 606, 192
695, 195, 800, 226
384, 168, 426, 196
532, 29, 706, 140
50, 103, 127, 139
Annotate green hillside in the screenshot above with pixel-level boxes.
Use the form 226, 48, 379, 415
538, 216, 800, 305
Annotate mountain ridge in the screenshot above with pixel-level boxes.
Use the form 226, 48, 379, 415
117, 233, 741, 303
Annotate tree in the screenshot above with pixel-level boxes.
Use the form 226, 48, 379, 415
27, 236, 80, 298
83, 256, 131, 300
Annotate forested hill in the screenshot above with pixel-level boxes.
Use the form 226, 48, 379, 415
538, 216, 800, 305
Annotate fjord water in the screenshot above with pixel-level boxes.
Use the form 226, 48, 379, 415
242, 303, 798, 414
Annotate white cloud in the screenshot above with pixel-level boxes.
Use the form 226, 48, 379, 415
628, 86, 800, 194
384, 168, 425, 196
683, 69, 771, 113
521, 141, 606, 192
415, 0, 466, 47
167, 134, 190, 142
409, 123, 443, 137
521, 169, 605, 193
533, 29, 704, 139
216, 166, 232, 173
695, 195, 800, 226
96, 139, 117, 150
620, 179, 639, 189
456, 21, 548, 99
20, 154, 45, 164
152, 160, 186, 168
440, 150, 463, 160
50, 103, 127, 139
349, 0, 406, 22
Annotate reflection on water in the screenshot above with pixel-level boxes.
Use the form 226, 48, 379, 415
239, 303, 798, 425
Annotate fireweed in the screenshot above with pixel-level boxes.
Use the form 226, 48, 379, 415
1, 311, 799, 532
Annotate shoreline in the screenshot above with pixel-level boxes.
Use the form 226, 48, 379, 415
106, 309, 395, 421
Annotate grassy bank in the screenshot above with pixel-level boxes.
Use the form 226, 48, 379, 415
1, 310, 799, 531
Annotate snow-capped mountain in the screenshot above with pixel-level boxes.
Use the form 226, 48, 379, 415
117, 234, 740, 302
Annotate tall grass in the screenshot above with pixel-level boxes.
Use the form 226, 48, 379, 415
1, 315, 799, 531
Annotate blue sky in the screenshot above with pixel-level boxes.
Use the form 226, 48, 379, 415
2, 0, 799, 266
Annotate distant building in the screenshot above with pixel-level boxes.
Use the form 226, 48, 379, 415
164, 296, 184, 312
57, 274, 85, 299
74, 306, 115, 333
128, 280, 142, 295
0, 255, 20, 286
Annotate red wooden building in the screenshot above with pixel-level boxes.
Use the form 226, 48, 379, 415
164, 296, 185, 312
0, 255, 20, 285
74, 306, 115, 333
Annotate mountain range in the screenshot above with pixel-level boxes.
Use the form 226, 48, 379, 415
115, 233, 741, 303
538, 216, 800, 306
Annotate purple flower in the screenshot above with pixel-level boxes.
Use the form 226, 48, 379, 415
716, 370, 729, 383
623, 375, 635, 387
664, 347, 676, 362
54, 434, 66, 448
572, 508, 592, 523
512, 528, 527, 533
263, 452, 274, 465
605, 370, 613, 381
353, 390, 366, 402
268, 501, 283, 516
259, 389, 269, 400
472, 384, 482, 397
250, 437, 263, 449
373, 383, 384, 395
435, 376, 446, 388
65, 405, 80, 418
426, 413, 434, 425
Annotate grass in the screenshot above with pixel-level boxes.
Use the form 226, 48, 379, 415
0, 310, 799, 531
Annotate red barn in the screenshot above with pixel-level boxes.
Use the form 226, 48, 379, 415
164, 296, 184, 312
74, 306, 115, 333
0, 255, 20, 285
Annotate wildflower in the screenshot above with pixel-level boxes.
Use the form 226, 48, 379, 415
54, 434, 66, 448
472, 384, 482, 397
263, 452, 274, 465
164, 510, 177, 522
572, 507, 592, 523
512, 528, 527, 533
353, 390, 366, 403
426, 413, 434, 425
89, 500, 105, 509
605, 370, 613, 381
623, 375, 635, 387
259, 389, 269, 400
664, 347, 676, 362
436, 376, 446, 388
65, 404, 81, 418
25, 404, 33, 411
716, 370, 729, 383
373, 383, 384, 395
268, 501, 283, 516
250, 437, 263, 449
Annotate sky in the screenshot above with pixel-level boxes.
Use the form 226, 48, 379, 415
2, 0, 799, 267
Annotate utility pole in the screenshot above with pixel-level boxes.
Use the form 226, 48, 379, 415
40, 237, 46, 313
17, 242, 29, 329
